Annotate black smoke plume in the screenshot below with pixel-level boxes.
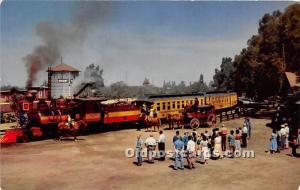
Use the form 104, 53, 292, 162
24, 2, 114, 87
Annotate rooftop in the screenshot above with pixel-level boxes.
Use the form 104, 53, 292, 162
285, 72, 300, 91
47, 64, 80, 72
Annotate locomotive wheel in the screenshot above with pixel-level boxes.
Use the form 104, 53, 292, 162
190, 118, 200, 129
18, 134, 29, 143
207, 114, 216, 127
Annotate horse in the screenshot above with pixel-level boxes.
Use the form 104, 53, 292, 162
56, 120, 87, 141
166, 114, 184, 130
143, 115, 161, 132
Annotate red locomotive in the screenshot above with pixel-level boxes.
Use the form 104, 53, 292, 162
0, 93, 143, 143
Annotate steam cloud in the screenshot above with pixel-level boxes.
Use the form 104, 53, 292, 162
24, 2, 114, 87
84, 64, 104, 87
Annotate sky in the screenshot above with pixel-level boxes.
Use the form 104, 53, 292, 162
0, 1, 295, 87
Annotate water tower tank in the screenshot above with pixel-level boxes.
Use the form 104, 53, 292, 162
47, 64, 80, 99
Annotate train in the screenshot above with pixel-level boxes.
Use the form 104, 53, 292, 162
0, 94, 143, 143
144, 92, 238, 119
0, 91, 238, 143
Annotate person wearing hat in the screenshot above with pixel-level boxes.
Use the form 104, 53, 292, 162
141, 103, 147, 114
279, 124, 287, 150
220, 124, 228, 151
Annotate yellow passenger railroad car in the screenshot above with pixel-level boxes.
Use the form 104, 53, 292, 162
146, 92, 238, 119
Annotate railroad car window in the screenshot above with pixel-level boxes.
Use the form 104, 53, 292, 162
166, 102, 170, 110
182, 101, 185, 108
172, 102, 175, 109
162, 102, 166, 110
177, 101, 180, 109
156, 103, 160, 111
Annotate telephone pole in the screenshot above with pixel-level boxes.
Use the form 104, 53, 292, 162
282, 43, 286, 72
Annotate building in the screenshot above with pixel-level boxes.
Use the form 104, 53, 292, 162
47, 64, 80, 99
27, 86, 49, 100
285, 72, 300, 93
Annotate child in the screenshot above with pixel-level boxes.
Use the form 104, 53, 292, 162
269, 129, 278, 154
235, 129, 242, 153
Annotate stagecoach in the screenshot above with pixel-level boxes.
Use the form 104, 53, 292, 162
182, 104, 216, 129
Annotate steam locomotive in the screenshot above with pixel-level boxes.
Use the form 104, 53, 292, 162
0, 91, 143, 143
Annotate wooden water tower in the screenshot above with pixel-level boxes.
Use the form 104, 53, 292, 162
47, 63, 80, 99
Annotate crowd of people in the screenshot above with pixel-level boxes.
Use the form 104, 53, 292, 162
268, 123, 300, 157
135, 118, 253, 169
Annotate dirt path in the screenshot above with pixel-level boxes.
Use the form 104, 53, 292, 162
1, 118, 300, 190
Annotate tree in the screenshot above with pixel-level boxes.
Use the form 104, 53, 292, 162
213, 57, 236, 91
84, 63, 104, 88
279, 4, 300, 72
233, 4, 300, 99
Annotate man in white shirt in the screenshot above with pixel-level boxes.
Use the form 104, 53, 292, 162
145, 134, 156, 163
242, 124, 248, 148
279, 125, 287, 150
186, 136, 196, 169
284, 123, 289, 149
158, 130, 166, 161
